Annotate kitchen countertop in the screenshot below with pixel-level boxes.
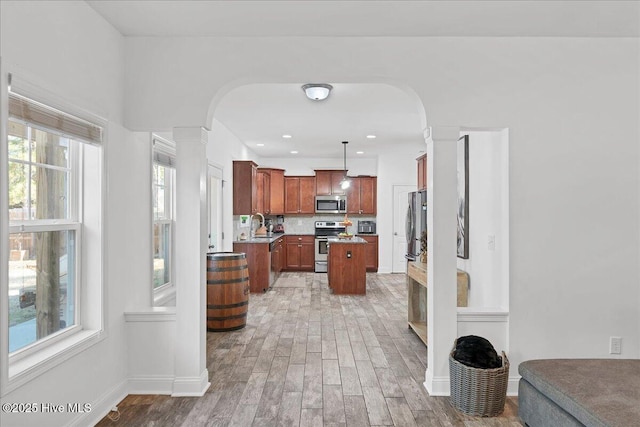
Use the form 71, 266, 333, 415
327, 236, 368, 244
234, 233, 313, 244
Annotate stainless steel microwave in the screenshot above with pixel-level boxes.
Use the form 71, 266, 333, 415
315, 195, 347, 214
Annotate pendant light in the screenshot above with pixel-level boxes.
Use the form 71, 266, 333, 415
340, 141, 351, 189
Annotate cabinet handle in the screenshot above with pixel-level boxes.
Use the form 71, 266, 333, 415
298, 237, 302, 241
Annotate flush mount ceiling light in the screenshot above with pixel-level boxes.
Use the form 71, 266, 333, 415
366, 135, 376, 139
302, 83, 333, 101
282, 134, 292, 139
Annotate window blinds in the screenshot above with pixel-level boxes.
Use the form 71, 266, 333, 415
153, 137, 176, 168
8, 91, 103, 145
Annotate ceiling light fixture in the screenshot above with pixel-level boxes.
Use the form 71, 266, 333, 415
366, 135, 376, 139
340, 141, 351, 190
356, 151, 364, 154
290, 150, 298, 154
282, 134, 292, 139
302, 83, 333, 101
257, 143, 265, 147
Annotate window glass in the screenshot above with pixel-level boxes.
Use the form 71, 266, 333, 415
152, 162, 174, 290
7, 119, 78, 354
8, 231, 76, 352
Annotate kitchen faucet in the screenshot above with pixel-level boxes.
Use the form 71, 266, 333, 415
253, 212, 265, 236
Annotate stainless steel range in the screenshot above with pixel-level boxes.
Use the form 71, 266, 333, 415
314, 221, 346, 272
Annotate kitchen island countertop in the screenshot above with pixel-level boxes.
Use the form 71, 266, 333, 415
326, 236, 368, 244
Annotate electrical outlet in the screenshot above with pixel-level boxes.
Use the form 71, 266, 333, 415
487, 234, 496, 251
610, 336, 622, 354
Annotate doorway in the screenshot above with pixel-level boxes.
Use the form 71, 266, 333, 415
207, 164, 223, 252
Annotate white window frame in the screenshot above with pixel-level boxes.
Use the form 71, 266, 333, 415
152, 136, 176, 306
1, 74, 106, 396
6, 127, 83, 361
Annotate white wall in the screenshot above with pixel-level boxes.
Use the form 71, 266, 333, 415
207, 118, 260, 251
457, 130, 508, 309
0, 1, 139, 425
124, 35, 640, 372
0, 4, 637, 420
260, 156, 377, 176
376, 142, 427, 272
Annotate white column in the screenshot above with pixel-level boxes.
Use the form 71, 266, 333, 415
424, 126, 459, 395
172, 126, 210, 396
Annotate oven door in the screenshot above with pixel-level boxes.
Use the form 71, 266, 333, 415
315, 237, 329, 261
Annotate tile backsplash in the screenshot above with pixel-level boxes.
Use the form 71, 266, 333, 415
233, 214, 376, 239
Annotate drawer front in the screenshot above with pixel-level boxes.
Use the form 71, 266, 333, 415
286, 235, 315, 244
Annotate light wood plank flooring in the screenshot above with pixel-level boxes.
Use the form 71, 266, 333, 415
98, 272, 522, 426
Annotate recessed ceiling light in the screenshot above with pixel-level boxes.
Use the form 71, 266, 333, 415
282, 134, 292, 139
366, 135, 376, 139
290, 150, 298, 154
257, 143, 265, 147
356, 151, 364, 154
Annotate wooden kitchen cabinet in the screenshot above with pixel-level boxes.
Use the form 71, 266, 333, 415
284, 176, 315, 214
357, 234, 379, 272
417, 154, 427, 190
315, 170, 346, 195
256, 170, 270, 215
284, 235, 315, 271
346, 176, 377, 215
257, 168, 285, 215
327, 240, 366, 294
233, 241, 269, 293
233, 160, 258, 215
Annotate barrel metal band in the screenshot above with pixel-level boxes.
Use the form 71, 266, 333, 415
207, 313, 247, 321
207, 301, 249, 309
207, 277, 249, 285
207, 253, 246, 260
207, 324, 245, 332
207, 265, 247, 272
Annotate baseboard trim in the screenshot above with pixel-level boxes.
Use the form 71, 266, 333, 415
129, 375, 175, 395
68, 379, 128, 427
424, 369, 451, 396
172, 369, 210, 396
508, 375, 520, 396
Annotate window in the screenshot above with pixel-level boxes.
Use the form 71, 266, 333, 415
152, 138, 175, 298
8, 121, 80, 353
4, 85, 104, 383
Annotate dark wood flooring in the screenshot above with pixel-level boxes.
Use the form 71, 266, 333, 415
97, 272, 522, 426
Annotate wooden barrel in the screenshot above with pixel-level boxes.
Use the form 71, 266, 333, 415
206, 252, 250, 332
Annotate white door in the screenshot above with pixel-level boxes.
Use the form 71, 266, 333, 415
392, 184, 416, 272
207, 164, 223, 252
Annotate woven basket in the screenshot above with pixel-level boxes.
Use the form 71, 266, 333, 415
449, 341, 509, 417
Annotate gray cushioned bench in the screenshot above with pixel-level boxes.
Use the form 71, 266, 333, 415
518, 359, 640, 427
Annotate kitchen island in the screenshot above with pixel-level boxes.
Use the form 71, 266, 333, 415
326, 236, 368, 294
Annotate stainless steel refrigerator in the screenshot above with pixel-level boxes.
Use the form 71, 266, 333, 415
405, 190, 427, 261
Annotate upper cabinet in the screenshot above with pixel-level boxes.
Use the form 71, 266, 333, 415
284, 176, 316, 214
257, 168, 285, 215
417, 154, 427, 190
347, 176, 377, 215
315, 170, 347, 196
233, 160, 258, 215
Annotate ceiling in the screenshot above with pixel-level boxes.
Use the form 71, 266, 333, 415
214, 83, 425, 158
86, 1, 639, 158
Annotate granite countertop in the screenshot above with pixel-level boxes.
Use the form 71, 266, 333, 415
326, 236, 368, 244
234, 233, 314, 244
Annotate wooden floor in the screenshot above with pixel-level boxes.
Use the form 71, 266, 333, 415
98, 272, 522, 426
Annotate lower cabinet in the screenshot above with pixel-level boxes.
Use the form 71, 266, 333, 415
357, 234, 379, 272
233, 242, 270, 293
284, 235, 315, 271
